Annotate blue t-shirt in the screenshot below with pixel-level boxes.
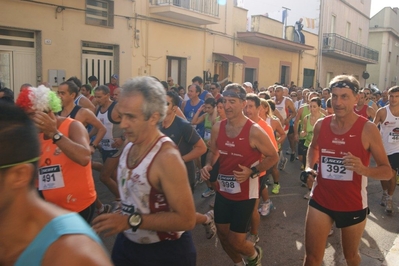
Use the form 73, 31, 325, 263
15, 213, 104, 266
184, 99, 205, 138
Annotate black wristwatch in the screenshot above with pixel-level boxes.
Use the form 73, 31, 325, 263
128, 213, 142, 232
250, 167, 260, 179
52, 132, 63, 144
90, 143, 97, 149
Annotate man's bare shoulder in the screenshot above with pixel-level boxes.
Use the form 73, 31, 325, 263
42, 234, 112, 266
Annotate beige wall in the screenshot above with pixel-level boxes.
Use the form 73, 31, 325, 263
0, 0, 134, 89
323, 0, 370, 45
251, 16, 283, 38
321, 57, 365, 87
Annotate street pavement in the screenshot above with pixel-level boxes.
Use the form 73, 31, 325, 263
93, 150, 399, 266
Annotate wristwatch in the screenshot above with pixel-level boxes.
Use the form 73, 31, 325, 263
90, 143, 97, 149
52, 132, 63, 144
250, 167, 260, 179
128, 213, 142, 232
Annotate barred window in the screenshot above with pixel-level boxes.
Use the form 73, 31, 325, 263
86, 0, 114, 28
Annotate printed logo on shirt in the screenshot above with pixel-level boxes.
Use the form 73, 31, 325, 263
332, 137, 345, 145
225, 141, 235, 147
321, 149, 335, 154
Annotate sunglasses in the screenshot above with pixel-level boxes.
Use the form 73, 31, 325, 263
291, 94, 297, 97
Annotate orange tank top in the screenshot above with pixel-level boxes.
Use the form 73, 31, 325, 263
38, 118, 96, 212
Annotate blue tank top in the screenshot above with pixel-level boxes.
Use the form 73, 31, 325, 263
184, 99, 205, 137
15, 213, 104, 266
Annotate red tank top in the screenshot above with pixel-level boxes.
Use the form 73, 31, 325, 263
312, 115, 370, 211
353, 104, 368, 119
216, 119, 262, 201
39, 118, 96, 212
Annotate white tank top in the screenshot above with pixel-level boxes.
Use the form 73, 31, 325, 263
118, 137, 183, 244
74, 94, 84, 106
97, 107, 116, 151
273, 97, 288, 120
380, 106, 399, 155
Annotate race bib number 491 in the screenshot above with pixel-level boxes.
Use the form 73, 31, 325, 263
38, 165, 65, 190
321, 156, 353, 181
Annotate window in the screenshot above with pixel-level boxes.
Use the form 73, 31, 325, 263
326, 72, 333, 88
86, 0, 114, 28
358, 28, 362, 43
330, 15, 336, 34
388, 52, 391, 63
396, 55, 398, 66
345, 22, 351, 38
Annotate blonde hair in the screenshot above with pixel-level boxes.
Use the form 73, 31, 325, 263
260, 98, 273, 117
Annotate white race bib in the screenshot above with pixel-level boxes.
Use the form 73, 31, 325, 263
204, 129, 211, 142
38, 165, 65, 190
217, 174, 241, 194
321, 156, 353, 181
388, 132, 399, 143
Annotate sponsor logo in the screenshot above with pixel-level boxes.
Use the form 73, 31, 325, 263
393, 127, 399, 133
383, 121, 396, 126
231, 152, 243, 157
349, 135, 356, 138
322, 157, 343, 165
321, 149, 335, 154
219, 150, 228, 155
239, 138, 245, 140
225, 141, 235, 147
353, 216, 360, 220
332, 138, 345, 145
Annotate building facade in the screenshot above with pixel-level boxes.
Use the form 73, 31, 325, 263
319, 0, 378, 88
0, 0, 317, 96
367, 7, 399, 90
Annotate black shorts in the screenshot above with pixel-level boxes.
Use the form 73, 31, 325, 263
209, 160, 220, 183
309, 199, 369, 228
214, 192, 256, 233
288, 125, 294, 135
388, 153, 399, 171
259, 174, 269, 195
298, 139, 306, 156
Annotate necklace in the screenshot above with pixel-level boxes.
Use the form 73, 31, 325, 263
128, 136, 159, 167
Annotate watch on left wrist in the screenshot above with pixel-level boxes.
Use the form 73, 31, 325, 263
52, 132, 63, 144
128, 212, 142, 232
250, 166, 260, 179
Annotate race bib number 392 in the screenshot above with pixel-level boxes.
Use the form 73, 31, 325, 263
38, 165, 65, 190
321, 156, 353, 181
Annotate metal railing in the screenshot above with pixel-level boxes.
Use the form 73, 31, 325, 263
322, 33, 378, 62
150, 0, 219, 17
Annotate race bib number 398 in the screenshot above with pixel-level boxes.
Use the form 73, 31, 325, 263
217, 174, 241, 194
38, 165, 65, 190
321, 156, 353, 181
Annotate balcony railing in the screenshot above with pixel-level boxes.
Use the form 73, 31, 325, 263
323, 33, 378, 63
150, 0, 219, 17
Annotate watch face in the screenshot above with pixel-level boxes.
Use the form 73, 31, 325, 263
129, 214, 141, 226
54, 134, 61, 140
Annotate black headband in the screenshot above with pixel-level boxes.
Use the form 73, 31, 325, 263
222, 90, 246, 100
329, 81, 358, 93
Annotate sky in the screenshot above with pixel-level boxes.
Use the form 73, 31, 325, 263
238, 0, 398, 34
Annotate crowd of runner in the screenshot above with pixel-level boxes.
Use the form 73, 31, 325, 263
0, 73, 398, 266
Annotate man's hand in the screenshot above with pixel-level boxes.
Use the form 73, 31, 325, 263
112, 137, 124, 149
233, 164, 251, 183
92, 213, 130, 237
343, 152, 366, 176
201, 165, 212, 180
33, 111, 58, 138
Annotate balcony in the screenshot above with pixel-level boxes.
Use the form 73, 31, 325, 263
149, 0, 220, 25
322, 33, 378, 64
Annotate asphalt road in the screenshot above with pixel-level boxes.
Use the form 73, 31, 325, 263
93, 150, 399, 266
